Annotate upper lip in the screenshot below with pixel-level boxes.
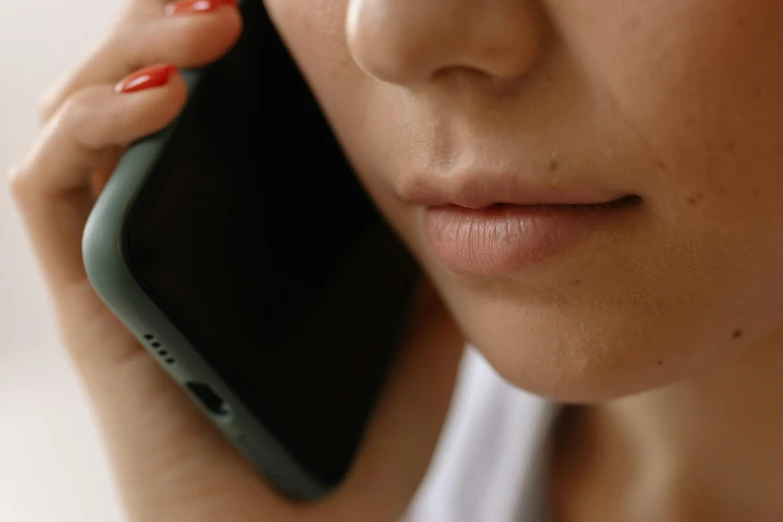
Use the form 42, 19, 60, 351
396, 171, 632, 209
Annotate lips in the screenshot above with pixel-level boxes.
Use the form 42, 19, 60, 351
398, 171, 640, 275
396, 171, 631, 209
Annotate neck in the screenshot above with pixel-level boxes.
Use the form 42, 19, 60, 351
581, 331, 783, 521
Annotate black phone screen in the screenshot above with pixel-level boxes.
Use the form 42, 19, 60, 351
123, 0, 419, 485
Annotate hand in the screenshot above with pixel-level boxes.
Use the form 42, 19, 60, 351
8, 1, 465, 521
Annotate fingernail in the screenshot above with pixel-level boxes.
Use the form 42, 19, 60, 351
115, 64, 178, 93
165, 0, 238, 15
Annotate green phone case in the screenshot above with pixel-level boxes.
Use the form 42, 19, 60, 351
82, 68, 332, 501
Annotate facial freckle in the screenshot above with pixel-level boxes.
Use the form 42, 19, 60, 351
725, 141, 737, 153
549, 159, 559, 172
732, 329, 744, 339
685, 115, 696, 127
571, 279, 581, 286
657, 360, 664, 366
754, 190, 761, 199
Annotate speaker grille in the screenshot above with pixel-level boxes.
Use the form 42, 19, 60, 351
143, 334, 176, 364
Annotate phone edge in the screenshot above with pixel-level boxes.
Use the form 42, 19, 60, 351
81, 70, 333, 501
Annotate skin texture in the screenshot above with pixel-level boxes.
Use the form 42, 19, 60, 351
8, 0, 783, 520
268, 2, 783, 517
266, 0, 783, 402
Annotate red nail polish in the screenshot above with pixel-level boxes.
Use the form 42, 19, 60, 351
165, 0, 237, 15
115, 64, 178, 94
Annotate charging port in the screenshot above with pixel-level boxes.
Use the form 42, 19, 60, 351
186, 382, 232, 417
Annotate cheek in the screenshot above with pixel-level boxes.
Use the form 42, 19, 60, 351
435, 230, 783, 403
447, 0, 783, 400
263, 0, 369, 137
555, 0, 783, 232
264, 0, 783, 401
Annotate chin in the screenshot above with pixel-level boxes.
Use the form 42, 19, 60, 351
458, 312, 746, 404
426, 235, 783, 403
483, 347, 675, 404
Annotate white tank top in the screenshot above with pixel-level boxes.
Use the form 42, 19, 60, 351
403, 346, 561, 522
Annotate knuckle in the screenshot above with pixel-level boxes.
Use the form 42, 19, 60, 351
7, 159, 33, 201
37, 79, 84, 127
13, 89, 103, 200
38, 28, 125, 124
56, 89, 97, 132
38, 88, 59, 125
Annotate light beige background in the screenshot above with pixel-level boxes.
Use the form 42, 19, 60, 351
0, 1, 126, 520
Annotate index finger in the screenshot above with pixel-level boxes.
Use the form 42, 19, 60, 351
10, 74, 187, 296
39, 0, 241, 123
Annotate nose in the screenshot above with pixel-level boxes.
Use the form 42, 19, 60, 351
346, 0, 543, 85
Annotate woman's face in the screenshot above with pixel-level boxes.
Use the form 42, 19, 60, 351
264, 0, 783, 401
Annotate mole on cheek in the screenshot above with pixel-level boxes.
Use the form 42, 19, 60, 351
732, 329, 744, 339
687, 193, 704, 206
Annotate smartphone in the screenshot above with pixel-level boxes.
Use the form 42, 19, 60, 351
82, 0, 420, 500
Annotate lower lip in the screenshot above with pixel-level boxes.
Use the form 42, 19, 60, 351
425, 197, 639, 275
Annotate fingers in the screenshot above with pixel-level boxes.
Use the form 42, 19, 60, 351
39, 0, 241, 123
10, 67, 188, 295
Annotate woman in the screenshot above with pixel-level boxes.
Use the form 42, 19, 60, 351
9, 0, 783, 520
